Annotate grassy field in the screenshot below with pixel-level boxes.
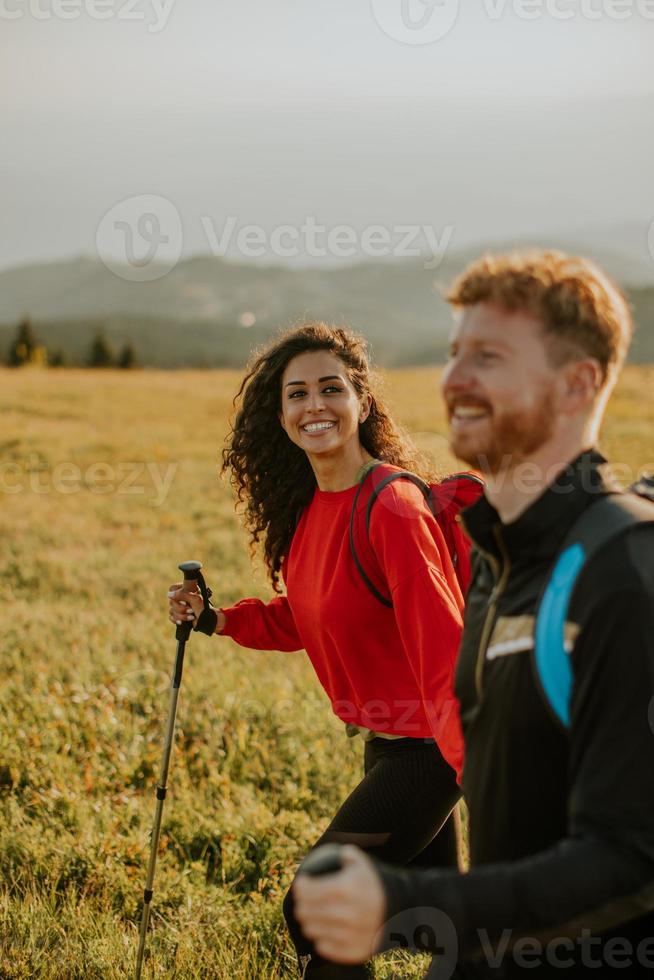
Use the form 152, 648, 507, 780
1, 366, 653, 979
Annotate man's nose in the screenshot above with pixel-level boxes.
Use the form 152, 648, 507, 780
442, 356, 475, 395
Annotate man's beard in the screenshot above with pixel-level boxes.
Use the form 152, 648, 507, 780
450, 383, 557, 476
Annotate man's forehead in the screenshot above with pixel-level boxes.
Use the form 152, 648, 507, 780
450, 303, 543, 346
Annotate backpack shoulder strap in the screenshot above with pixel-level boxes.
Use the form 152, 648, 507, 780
349, 465, 431, 608
363, 470, 431, 535
534, 491, 654, 729
349, 462, 394, 608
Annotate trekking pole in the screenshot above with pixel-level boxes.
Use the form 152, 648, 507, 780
135, 559, 209, 980
297, 847, 345, 979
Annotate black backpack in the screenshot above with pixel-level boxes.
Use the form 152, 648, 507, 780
533, 475, 654, 728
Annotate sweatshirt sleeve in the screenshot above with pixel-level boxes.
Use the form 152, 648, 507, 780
368, 481, 465, 777
377, 582, 654, 958
219, 594, 304, 652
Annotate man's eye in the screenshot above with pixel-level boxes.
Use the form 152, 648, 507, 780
478, 351, 499, 362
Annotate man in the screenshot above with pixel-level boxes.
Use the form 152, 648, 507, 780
294, 250, 654, 977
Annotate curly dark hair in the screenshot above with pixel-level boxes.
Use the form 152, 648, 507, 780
222, 322, 431, 592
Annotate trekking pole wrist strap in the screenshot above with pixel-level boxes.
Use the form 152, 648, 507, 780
192, 570, 218, 635
193, 607, 218, 636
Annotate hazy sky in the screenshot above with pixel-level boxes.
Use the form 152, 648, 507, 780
3, 0, 654, 270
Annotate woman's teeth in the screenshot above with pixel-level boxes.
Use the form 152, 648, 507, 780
302, 421, 336, 432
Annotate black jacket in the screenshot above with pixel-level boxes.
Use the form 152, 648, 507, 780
380, 451, 654, 977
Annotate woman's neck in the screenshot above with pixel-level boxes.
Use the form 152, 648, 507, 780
310, 445, 375, 492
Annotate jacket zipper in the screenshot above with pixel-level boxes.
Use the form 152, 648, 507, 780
473, 525, 511, 700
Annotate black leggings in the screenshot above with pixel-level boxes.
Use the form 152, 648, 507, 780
283, 736, 461, 979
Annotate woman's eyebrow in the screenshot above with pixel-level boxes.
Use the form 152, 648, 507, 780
284, 375, 343, 387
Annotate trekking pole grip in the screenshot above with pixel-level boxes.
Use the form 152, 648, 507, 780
299, 844, 344, 877
179, 559, 203, 589
176, 560, 203, 642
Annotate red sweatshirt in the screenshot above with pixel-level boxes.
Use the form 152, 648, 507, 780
220, 477, 465, 776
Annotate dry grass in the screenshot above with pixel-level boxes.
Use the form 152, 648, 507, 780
1, 366, 652, 978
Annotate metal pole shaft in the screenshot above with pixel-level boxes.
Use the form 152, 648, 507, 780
135, 637, 187, 979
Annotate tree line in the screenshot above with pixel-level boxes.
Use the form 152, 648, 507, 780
5, 317, 138, 368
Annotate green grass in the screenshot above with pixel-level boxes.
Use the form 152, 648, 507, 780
1, 366, 653, 978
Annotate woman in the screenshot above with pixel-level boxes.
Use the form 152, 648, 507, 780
168, 322, 464, 979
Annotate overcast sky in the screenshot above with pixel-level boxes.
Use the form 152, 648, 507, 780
2, 0, 654, 270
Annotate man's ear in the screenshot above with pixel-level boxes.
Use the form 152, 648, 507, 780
562, 359, 603, 411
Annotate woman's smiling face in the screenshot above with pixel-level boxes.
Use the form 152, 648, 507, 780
279, 349, 370, 460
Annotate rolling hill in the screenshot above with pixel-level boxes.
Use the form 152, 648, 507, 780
1, 241, 652, 367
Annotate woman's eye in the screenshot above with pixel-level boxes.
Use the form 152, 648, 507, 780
287, 385, 342, 398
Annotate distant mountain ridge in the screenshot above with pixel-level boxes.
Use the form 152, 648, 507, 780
1, 239, 653, 366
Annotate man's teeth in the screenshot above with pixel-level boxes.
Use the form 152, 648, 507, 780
302, 421, 336, 432
453, 406, 489, 419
